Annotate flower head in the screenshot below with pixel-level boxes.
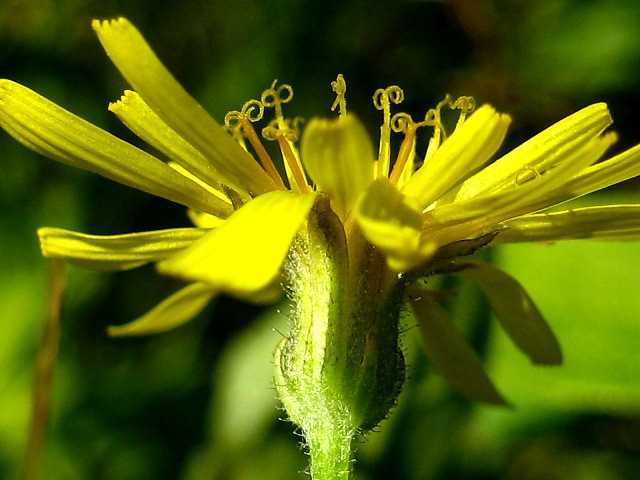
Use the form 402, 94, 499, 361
3, 17, 640, 478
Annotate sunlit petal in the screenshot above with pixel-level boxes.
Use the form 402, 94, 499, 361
301, 114, 374, 217
495, 205, 640, 243
355, 178, 428, 271
456, 103, 613, 201
158, 191, 317, 298
555, 142, 640, 201
108, 282, 216, 336
110, 90, 247, 204
92, 18, 277, 197
38, 227, 206, 271
424, 131, 618, 247
402, 105, 511, 208
0, 80, 232, 218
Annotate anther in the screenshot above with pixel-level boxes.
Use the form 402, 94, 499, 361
331, 74, 347, 116
225, 99, 285, 188
448, 96, 476, 130
261, 80, 294, 129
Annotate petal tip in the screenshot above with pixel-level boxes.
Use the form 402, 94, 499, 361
91, 17, 130, 33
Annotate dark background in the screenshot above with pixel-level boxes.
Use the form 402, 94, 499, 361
1, 1, 640, 478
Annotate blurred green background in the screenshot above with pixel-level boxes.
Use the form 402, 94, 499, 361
2, 0, 640, 478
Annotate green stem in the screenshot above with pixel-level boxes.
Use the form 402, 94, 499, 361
307, 420, 354, 480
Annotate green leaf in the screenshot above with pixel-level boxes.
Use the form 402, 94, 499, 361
453, 260, 562, 365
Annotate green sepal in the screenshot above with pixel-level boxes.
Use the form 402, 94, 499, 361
410, 286, 509, 406
453, 260, 562, 365
275, 197, 405, 479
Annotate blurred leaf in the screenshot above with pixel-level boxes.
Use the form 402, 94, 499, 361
514, 0, 640, 94
182, 304, 305, 480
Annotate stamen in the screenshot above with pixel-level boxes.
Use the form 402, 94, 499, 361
422, 95, 476, 162
263, 120, 309, 192
331, 74, 347, 116
224, 123, 249, 151
260, 81, 310, 193
389, 114, 417, 185
449, 96, 476, 130
373, 85, 404, 178
243, 120, 285, 187
278, 135, 310, 193
225, 100, 286, 188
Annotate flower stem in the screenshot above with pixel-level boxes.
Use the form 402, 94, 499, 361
306, 422, 354, 480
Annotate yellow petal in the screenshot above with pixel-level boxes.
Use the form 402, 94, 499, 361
409, 287, 508, 405
557, 142, 640, 201
92, 18, 277, 197
38, 227, 206, 271
158, 191, 317, 299
110, 90, 247, 204
0, 80, 232, 218
424, 131, 618, 247
456, 103, 613, 201
108, 282, 216, 336
187, 209, 226, 229
300, 113, 374, 217
355, 177, 427, 271
496, 205, 640, 243
453, 261, 562, 365
402, 105, 511, 208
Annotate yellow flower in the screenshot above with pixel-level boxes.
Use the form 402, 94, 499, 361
0, 16, 639, 380
4, 17, 640, 479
